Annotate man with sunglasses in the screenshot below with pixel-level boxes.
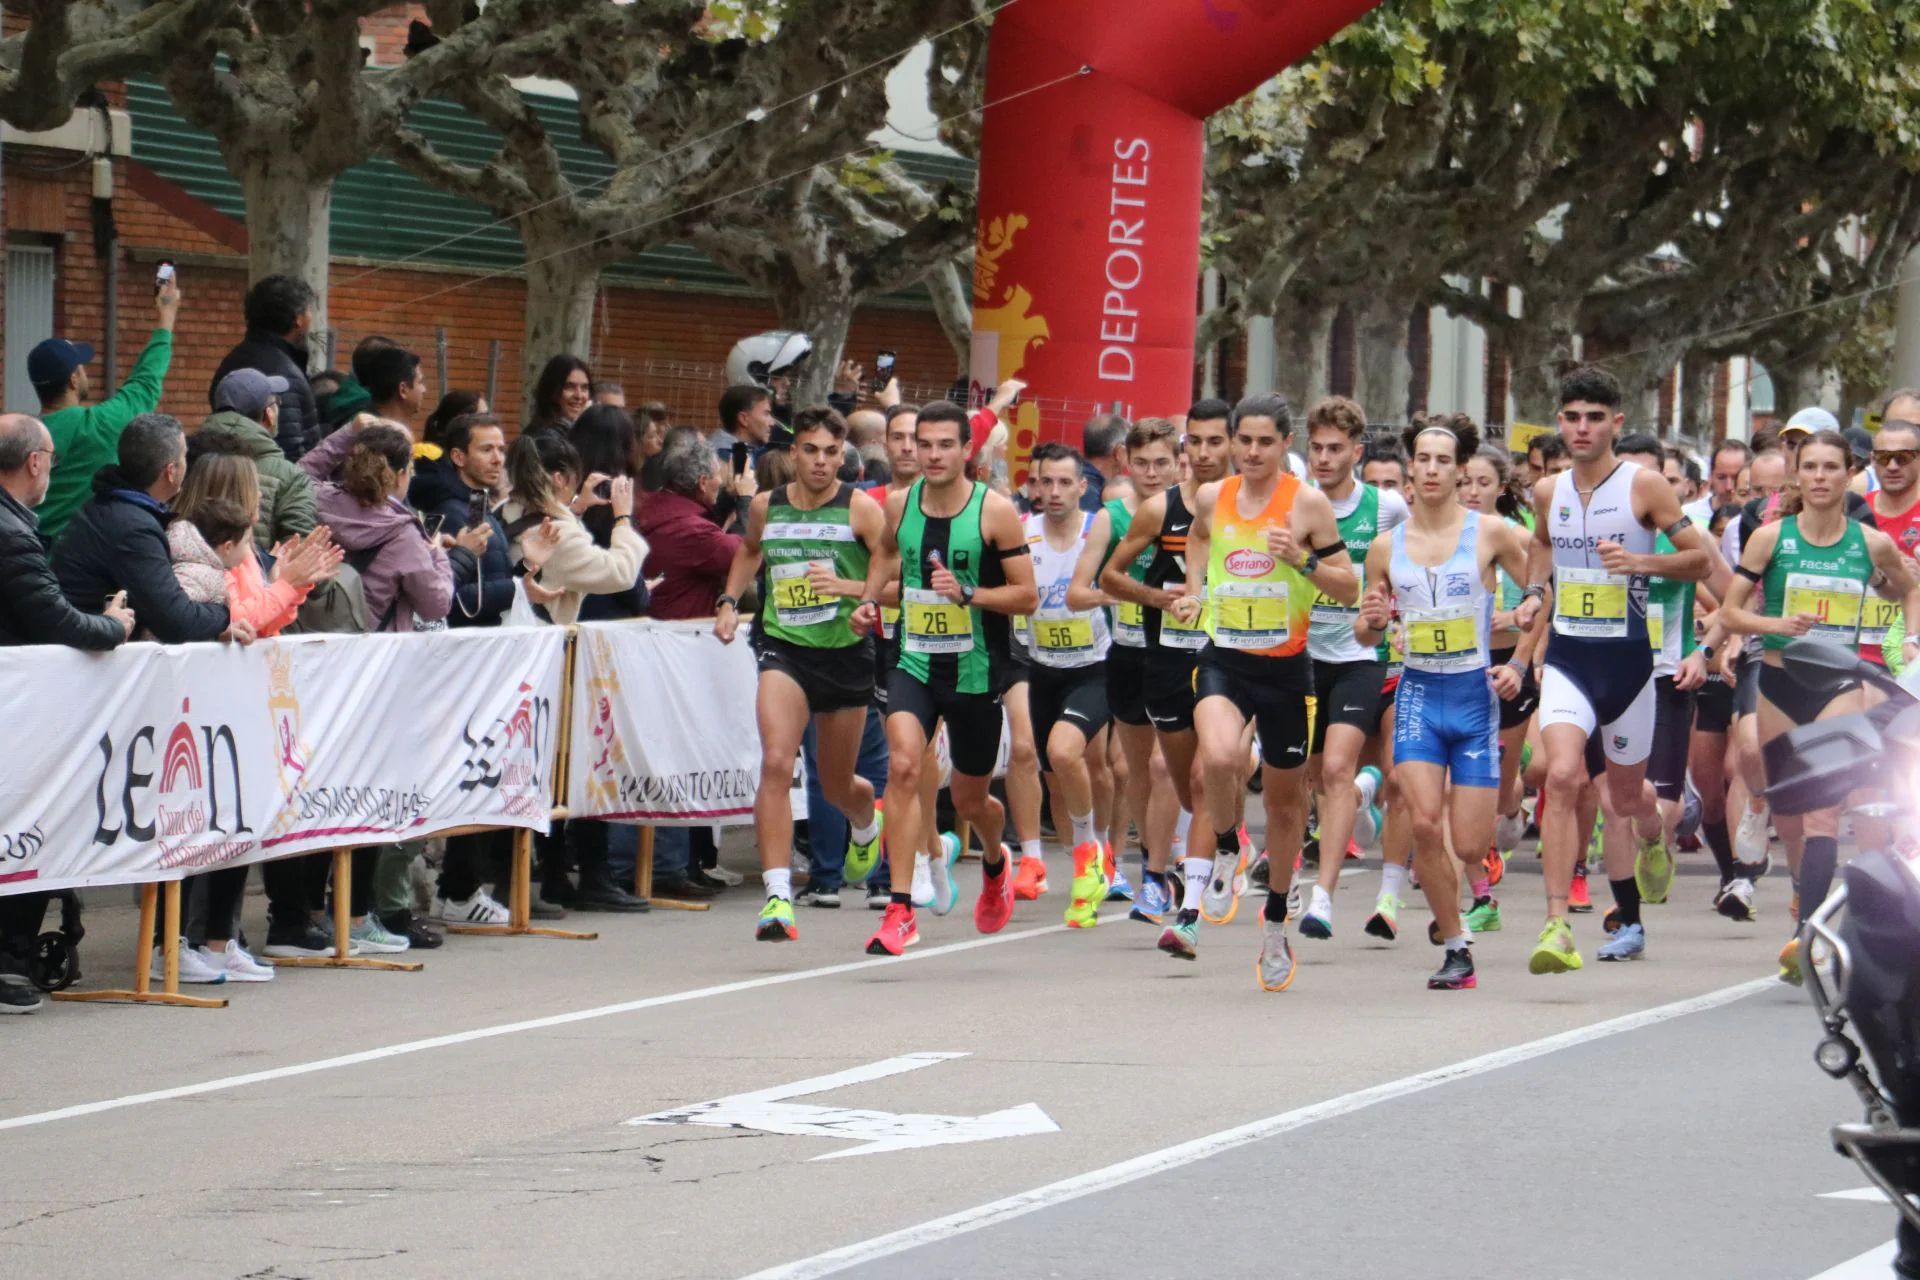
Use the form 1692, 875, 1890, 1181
1866, 417, 1920, 663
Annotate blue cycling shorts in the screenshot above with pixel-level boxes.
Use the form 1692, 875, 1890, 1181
1392, 668, 1500, 789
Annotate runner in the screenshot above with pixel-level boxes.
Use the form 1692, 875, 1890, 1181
851, 401, 1038, 956
1521, 365, 1711, 974
1100, 401, 1237, 924
715, 407, 887, 943
1297, 396, 1406, 939
1356, 418, 1536, 989
1161, 393, 1360, 990
1015, 441, 1117, 927
1718, 428, 1919, 984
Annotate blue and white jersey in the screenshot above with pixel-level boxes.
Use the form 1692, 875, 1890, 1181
1024, 511, 1109, 669
1388, 512, 1493, 675
1546, 462, 1654, 645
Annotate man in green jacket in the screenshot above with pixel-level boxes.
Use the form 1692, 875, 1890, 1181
200, 368, 319, 550
32, 276, 180, 542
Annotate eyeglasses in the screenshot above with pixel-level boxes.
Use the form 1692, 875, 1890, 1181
35, 447, 59, 467
1558, 409, 1610, 425
1874, 449, 1919, 467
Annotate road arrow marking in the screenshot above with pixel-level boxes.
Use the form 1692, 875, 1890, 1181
1820, 1187, 1890, 1203
1807, 1240, 1896, 1279
626, 1051, 1059, 1160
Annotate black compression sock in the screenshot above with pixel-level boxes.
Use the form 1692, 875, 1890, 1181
1702, 819, 1737, 882
1608, 877, 1641, 927
1176, 907, 1198, 925
891, 891, 912, 907
1801, 836, 1840, 918
1264, 889, 1289, 923
1216, 827, 1241, 857
982, 848, 1006, 875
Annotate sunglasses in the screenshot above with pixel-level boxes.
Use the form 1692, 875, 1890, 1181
1558, 409, 1611, 425
1874, 449, 1919, 467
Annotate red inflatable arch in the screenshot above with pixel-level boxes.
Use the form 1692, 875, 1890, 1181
968, 0, 1380, 473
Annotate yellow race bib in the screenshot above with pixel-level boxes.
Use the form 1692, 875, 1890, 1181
879, 603, 901, 640
1033, 613, 1095, 655
1784, 572, 1864, 645
1113, 598, 1147, 647
1553, 567, 1629, 639
1212, 581, 1290, 651
903, 588, 973, 655
1647, 605, 1664, 653
1160, 591, 1209, 650
1862, 596, 1901, 647
768, 561, 836, 627
1402, 605, 1478, 673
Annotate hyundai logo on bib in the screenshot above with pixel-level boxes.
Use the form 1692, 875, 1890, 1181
1225, 549, 1275, 577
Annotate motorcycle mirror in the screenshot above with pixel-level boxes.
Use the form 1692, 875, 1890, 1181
1782, 638, 1877, 693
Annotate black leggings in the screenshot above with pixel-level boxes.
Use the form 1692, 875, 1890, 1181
186, 866, 250, 946
440, 830, 510, 902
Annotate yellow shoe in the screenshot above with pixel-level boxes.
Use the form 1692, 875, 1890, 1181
1528, 917, 1584, 974
1778, 935, 1804, 986
1065, 842, 1104, 929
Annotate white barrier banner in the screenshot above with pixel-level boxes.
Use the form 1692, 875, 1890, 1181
0, 627, 565, 895
570, 620, 802, 827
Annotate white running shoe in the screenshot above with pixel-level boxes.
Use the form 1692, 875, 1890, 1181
348, 916, 411, 954
153, 940, 227, 985
1495, 811, 1526, 854
911, 852, 936, 908
200, 939, 274, 982
434, 890, 510, 926
1735, 804, 1772, 870
1714, 876, 1756, 922
707, 865, 745, 887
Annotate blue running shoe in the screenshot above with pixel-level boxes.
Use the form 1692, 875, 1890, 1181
1106, 866, 1134, 903
1596, 921, 1646, 962
1130, 874, 1172, 924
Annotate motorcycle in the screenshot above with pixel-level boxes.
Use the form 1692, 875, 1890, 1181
1762, 639, 1920, 1277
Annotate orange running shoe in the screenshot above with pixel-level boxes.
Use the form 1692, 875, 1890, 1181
1344, 840, 1362, 862
864, 902, 918, 956
1485, 848, 1505, 888
1066, 842, 1104, 929
1013, 856, 1049, 900
977, 848, 1016, 934
1568, 869, 1593, 913
1101, 840, 1117, 883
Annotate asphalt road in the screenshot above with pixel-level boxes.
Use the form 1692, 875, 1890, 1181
0, 839, 1883, 1280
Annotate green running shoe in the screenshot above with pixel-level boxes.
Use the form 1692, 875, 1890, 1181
1464, 895, 1502, 933
1635, 834, 1674, 904
1528, 917, 1583, 974
756, 895, 798, 942
843, 802, 886, 883
1158, 913, 1199, 960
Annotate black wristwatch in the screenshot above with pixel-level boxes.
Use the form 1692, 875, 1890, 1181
1300, 550, 1320, 576
716, 594, 738, 611
959, 583, 976, 606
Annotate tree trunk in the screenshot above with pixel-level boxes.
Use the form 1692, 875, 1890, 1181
774, 287, 855, 409
1506, 314, 1579, 426
1679, 349, 1717, 445
521, 242, 601, 418
1762, 354, 1824, 419
239, 161, 332, 370
1353, 295, 1414, 425
1272, 303, 1334, 418
925, 257, 972, 380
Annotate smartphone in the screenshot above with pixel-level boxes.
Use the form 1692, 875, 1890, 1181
873, 350, 896, 389
467, 490, 488, 529
732, 441, 749, 477
594, 477, 613, 500
155, 260, 175, 295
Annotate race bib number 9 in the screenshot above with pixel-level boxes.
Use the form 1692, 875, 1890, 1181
903, 587, 973, 655
1403, 604, 1478, 673
769, 561, 837, 628
1113, 599, 1147, 647
1554, 567, 1629, 638
1784, 572, 1865, 645
1213, 581, 1290, 651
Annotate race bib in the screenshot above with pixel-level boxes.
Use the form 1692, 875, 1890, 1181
1032, 609, 1095, 659
1309, 589, 1359, 628
1113, 598, 1147, 648
1213, 581, 1290, 651
879, 603, 900, 640
1860, 595, 1900, 648
1159, 590, 1209, 650
769, 561, 837, 628
1554, 567, 1629, 638
1647, 603, 1664, 653
1784, 572, 1864, 645
903, 587, 973, 655
1403, 604, 1478, 673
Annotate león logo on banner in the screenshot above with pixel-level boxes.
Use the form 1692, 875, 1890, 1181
582, 630, 628, 815
971, 212, 1049, 485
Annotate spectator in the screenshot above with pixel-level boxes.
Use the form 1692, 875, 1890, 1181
0, 414, 134, 1012
54, 413, 234, 644
409, 413, 514, 629
1080, 412, 1129, 512
209, 274, 322, 461
593, 381, 627, 408
317, 337, 393, 432
847, 407, 885, 453
500, 431, 647, 628
313, 423, 453, 633
33, 274, 180, 542
641, 430, 742, 621
636, 401, 670, 467
361, 344, 429, 441
713, 383, 775, 458
528, 355, 594, 437
569, 404, 647, 620
199, 368, 319, 550
311, 369, 345, 411
422, 390, 489, 452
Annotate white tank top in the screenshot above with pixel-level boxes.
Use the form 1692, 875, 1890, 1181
1388, 511, 1492, 674
1546, 461, 1654, 643
1025, 511, 1110, 669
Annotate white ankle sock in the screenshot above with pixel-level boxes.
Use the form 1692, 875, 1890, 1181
1021, 838, 1044, 865
1184, 856, 1213, 908
1070, 811, 1097, 846
1381, 862, 1407, 900
764, 868, 792, 900
850, 811, 881, 845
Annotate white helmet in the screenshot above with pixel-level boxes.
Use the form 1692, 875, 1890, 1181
725, 331, 812, 389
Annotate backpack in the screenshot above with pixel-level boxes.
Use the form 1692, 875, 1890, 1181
289, 561, 372, 634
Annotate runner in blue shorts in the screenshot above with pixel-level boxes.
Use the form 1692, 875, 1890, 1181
1355, 416, 1536, 991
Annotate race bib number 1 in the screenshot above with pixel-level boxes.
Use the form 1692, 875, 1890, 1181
1213, 581, 1289, 650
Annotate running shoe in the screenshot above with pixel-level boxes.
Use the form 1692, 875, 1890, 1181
1256, 918, 1297, 991
1104, 843, 1134, 902
1344, 839, 1362, 862
797, 885, 841, 909
866, 883, 890, 910
756, 895, 798, 942
1495, 811, 1527, 855
152, 940, 228, 985
1597, 921, 1646, 961
1354, 766, 1383, 847
1677, 781, 1703, 842
1285, 851, 1304, 920
1465, 895, 1502, 933
1735, 805, 1772, 871
1158, 912, 1199, 960
1528, 917, 1583, 974
433, 890, 509, 926
844, 802, 885, 883
865, 902, 919, 956
1131, 873, 1173, 925
1568, 867, 1593, 913
1299, 887, 1334, 940
1364, 893, 1401, 941
1484, 848, 1506, 889
348, 915, 411, 954
1778, 935, 1804, 986
1715, 876, 1756, 923
911, 852, 936, 908
930, 832, 961, 916
976, 849, 1015, 934
1013, 856, 1049, 900
1428, 946, 1476, 990
1200, 855, 1243, 925
1635, 835, 1674, 905
1248, 852, 1271, 891
1602, 905, 1622, 935
1066, 842, 1105, 929
200, 938, 274, 982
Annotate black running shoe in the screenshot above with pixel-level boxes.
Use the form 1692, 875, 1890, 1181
1428, 946, 1476, 990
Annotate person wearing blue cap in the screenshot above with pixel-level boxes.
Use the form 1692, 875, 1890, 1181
31, 273, 180, 542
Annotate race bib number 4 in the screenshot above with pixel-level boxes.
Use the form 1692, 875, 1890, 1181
1554, 567, 1629, 638
903, 588, 973, 655
1784, 572, 1865, 645
1213, 581, 1289, 650
1403, 604, 1478, 673
769, 561, 837, 627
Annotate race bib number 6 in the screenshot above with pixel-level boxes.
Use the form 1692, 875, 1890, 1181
1553, 567, 1629, 638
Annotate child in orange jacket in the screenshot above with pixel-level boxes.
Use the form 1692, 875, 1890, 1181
169, 497, 341, 637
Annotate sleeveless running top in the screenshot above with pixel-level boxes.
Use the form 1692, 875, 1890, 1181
1310, 483, 1386, 665
896, 478, 1006, 694
1862, 490, 1920, 663
1388, 512, 1492, 675
1025, 510, 1111, 669
758, 482, 868, 649
1147, 485, 1207, 652
1546, 462, 1654, 646
1646, 531, 1698, 677
1204, 474, 1313, 659
1760, 513, 1874, 653
1102, 496, 1152, 648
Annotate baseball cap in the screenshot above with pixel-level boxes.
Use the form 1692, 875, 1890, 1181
213, 367, 291, 419
25, 338, 94, 392
1782, 406, 1840, 436
1843, 425, 1874, 464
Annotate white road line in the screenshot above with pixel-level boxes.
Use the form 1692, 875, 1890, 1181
1810, 1241, 1897, 1278
1820, 1188, 1891, 1203
0, 923, 1067, 1134
745, 976, 1775, 1280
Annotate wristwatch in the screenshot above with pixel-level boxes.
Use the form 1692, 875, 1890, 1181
716, 594, 738, 611
959, 583, 976, 606
1300, 550, 1320, 575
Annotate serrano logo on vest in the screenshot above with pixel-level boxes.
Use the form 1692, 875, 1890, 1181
93, 697, 255, 870
1224, 549, 1275, 577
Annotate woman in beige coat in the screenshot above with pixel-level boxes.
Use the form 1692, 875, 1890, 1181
501, 431, 646, 627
